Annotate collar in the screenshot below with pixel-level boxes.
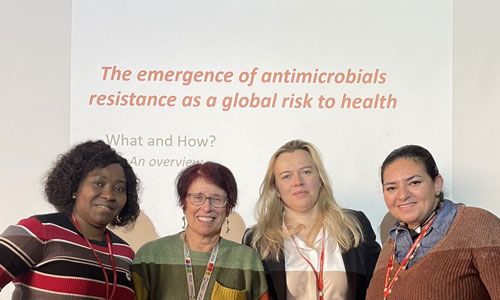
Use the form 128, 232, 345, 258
388, 200, 458, 267
389, 199, 458, 239
283, 223, 328, 250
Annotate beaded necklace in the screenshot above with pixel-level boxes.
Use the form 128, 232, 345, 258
383, 202, 442, 299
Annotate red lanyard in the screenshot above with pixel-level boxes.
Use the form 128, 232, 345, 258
289, 227, 326, 300
383, 213, 437, 300
72, 216, 118, 300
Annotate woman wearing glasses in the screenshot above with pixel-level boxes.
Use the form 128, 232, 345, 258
132, 162, 269, 300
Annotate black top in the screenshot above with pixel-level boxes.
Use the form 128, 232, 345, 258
243, 210, 380, 300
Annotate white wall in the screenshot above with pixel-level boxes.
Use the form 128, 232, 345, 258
452, 0, 500, 215
1, 0, 71, 220
0, 0, 70, 296
0, 0, 499, 298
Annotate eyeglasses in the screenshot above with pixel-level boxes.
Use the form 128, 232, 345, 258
187, 193, 228, 208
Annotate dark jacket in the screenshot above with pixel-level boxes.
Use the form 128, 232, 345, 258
243, 210, 380, 300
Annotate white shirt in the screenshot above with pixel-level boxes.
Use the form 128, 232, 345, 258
284, 227, 348, 300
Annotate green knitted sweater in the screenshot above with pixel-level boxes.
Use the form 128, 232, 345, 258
132, 232, 269, 300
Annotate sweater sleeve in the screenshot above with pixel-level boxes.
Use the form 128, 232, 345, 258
242, 246, 269, 300
242, 227, 254, 247
471, 209, 500, 299
213, 239, 269, 300
131, 234, 187, 300
131, 247, 152, 300
0, 217, 46, 289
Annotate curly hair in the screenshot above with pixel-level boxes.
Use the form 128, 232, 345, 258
44, 140, 140, 226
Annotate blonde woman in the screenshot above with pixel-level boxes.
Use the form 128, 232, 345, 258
243, 140, 380, 300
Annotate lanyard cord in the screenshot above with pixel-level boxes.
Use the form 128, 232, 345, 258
383, 212, 438, 300
289, 226, 326, 300
71, 216, 118, 300
183, 233, 219, 300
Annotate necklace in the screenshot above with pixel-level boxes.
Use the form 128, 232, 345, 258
383, 213, 438, 300
182, 232, 220, 300
71, 215, 117, 300
289, 226, 326, 300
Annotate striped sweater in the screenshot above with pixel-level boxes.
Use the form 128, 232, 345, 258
0, 212, 135, 299
366, 206, 500, 300
132, 232, 269, 300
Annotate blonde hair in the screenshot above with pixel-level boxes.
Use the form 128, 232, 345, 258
251, 140, 362, 260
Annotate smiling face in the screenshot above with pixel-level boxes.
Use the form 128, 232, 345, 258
73, 163, 127, 237
382, 158, 443, 228
184, 177, 227, 240
274, 150, 322, 215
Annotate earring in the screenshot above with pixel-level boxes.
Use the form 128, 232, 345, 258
115, 215, 122, 224
182, 215, 186, 230
226, 217, 230, 234
72, 194, 76, 199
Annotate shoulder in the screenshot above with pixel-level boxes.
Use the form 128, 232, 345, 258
4, 213, 66, 239
242, 226, 256, 246
136, 233, 181, 253
450, 206, 500, 246
342, 209, 369, 222
455, 206, 500, 229
221, 237, 259, 255
341, 209, 381, 258
17, 212, 68, 229
460, 205, 499, 220
107, 230, 130, 245
219, 238, 264, 271
133, 233, 183, 264
342, 209, 373, 232
30, 212, 68, 223
22, 212, 81, 234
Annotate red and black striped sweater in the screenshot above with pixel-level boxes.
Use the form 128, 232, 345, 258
0, 212, 135, 299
